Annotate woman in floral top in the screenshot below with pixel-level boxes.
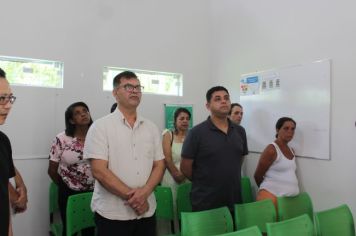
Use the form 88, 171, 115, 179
48, 101, 94, 236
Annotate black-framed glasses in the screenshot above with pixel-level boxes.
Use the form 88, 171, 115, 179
0, 95, 16, 105
120, 84, 144, 92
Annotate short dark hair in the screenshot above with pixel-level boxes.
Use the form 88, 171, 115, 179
113, 71, 138, 88
173, 107, 191, 133
229, 103, 242, 115
275, 117, 296, 138
65, 102, 93, 137
0, 68, 6, 78
206, 86, 229, 102
110, 103, 117, 113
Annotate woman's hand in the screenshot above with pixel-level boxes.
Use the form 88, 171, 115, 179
254, 144, 277, 186
13, 185, 28, 213
172, 170, 186, 184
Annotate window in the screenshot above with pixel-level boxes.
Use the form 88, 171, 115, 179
0, 56, 64, 88
103, 67, 183, 96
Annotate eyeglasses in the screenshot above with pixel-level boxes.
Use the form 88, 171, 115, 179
119, 84, 144, 92
0, 95, 16, 105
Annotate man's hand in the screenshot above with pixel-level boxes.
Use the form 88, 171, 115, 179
134, 200, 149, 216
127, 187, 149, 210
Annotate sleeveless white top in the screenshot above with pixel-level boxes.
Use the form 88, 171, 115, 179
259, 142, 299, 197
161, 130, 184, 188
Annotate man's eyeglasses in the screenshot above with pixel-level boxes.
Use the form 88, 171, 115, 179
0, 95, 16, 105
119, 84, 144, 93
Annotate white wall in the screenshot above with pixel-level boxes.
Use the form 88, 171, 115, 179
209, 0, 356, 215
1, 1, 213, 235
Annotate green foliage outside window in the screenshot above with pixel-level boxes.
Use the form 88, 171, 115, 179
0, 56, 63, 88
103, 67, 183, 96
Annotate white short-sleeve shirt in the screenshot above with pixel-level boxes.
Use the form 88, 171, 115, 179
84, 109, 164, 220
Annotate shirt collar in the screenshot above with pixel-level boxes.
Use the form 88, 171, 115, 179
114, 108, 144, 126
206, 116, 235, 131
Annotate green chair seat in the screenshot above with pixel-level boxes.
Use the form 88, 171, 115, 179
214, 226, 262, 236
266, 214, 314, 236
181, 206, 233, 236
235, 199, 276, 233
277, 192, 314, 222
315, 204, 355, 236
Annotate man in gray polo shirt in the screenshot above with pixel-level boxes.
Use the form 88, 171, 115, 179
180, 86, 248, 212
84, 71, 165, 236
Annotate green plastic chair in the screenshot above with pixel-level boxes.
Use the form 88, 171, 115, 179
66, 192, 95, 236
277, 192, 314, 222
49, 182, 62, 236
315, 204, 355, 236
241, 177, 254, 203
213, 226, 262, 236
154, 185, 175, 233
49, 182, 59, 223
181, 206, 233, 236
234, 199, 276, 233
176, 182, 192, 220
266, 214, 314, 236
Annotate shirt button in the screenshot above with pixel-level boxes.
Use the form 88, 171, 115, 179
137, 172, 139, 175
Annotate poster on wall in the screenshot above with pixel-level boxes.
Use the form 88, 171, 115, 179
164, 104, 193, 130
260, 72, 281, 92
240, 75, 260, 96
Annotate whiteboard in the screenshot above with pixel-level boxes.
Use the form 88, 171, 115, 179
240, 59, 331, 160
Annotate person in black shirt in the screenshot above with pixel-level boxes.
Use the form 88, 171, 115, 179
181, 86, 248, 212
0, 68, 17, 236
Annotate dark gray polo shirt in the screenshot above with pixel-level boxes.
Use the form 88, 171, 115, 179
181, 117, 248, 212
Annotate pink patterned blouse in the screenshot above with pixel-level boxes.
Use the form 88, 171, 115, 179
49, 132, 94, 191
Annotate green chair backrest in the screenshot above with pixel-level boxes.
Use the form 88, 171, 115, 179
49, 182, 59, 223
177, 182, 192, 220
154, 185, 175, 233
155, 186, 174, 220
266, 214, 314, 236
235, 199, 276, 233
277, 192, 314, 222
315, 204, 355, 236
241, 177, 254, 203
66, 192, 94, 236
181, 206, 233, 236
214, 226, 262, 236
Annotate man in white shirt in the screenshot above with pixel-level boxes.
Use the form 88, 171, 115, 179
84, 71, 165, 236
